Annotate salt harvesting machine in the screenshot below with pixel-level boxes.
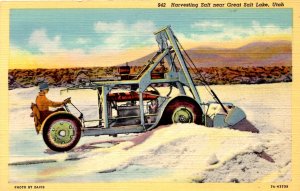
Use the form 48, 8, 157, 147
32, 26, 246, 152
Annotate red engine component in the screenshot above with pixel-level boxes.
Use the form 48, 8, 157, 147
151, 73, 164, 79
107, 91, 159, 102
118, 65, 130, 75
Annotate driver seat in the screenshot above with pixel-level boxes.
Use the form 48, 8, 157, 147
30, 103, 42, 134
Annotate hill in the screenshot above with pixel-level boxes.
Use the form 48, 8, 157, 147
127, 40, 291, 68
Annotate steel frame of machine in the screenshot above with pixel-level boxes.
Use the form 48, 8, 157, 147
78, 26, 204, 136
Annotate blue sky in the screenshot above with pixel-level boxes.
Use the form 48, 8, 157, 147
10, 9, 292, 55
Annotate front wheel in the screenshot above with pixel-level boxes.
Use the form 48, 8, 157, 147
43, 115, 81, 152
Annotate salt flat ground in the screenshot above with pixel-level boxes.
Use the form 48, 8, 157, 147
8, 83, 291, 183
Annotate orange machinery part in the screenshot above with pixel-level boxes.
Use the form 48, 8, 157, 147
118, 66, 130, 75
107, 91, 159, 102
151, 73, 164, 79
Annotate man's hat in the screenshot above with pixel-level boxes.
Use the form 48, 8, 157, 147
39, 82, 49, 91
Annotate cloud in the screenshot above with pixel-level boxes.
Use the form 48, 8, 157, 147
94, 20, 156, 35
76, 37, 91, 45
28, 29, 86, 55
28, 29, 63, 54
251, 21, 291, 35
191, 21, 224, 29
26, 21, 157, 57
187, 20, 291, 42
94, 20, 126, 33
93, 20, 156, 51
131, 20, 156, 34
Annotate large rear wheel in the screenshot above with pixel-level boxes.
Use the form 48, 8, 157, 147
160, 96, 203, 125
43, 115, 81, 152
172, 107, 194, 123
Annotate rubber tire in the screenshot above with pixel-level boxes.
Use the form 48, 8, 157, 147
43, 115, 81, 152
160, 97, 203, 125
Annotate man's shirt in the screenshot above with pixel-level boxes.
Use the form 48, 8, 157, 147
36, 92, 63, 111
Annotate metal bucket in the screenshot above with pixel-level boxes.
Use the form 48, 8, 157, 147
204, 103, 246, 127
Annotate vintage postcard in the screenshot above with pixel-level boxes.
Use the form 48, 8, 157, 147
0, 0, 299, 190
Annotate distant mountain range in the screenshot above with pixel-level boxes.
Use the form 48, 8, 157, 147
128, 40, 291, 68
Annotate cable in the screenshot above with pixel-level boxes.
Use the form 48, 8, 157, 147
174, 36, 216, 98
174, 35, 228, 113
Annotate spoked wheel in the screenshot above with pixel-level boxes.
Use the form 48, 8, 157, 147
43, 115, 81, 152
172, 107, 194, 123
